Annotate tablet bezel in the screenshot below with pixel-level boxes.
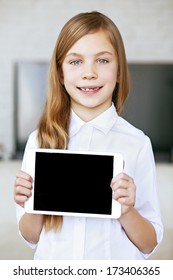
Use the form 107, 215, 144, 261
24, 148, 123, 219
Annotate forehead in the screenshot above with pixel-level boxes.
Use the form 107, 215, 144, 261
66, 30, 115, 56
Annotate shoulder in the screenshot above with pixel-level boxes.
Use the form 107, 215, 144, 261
26, 130, 39, 149
117, 115, 146, 138
21, 130, 39, 171
113, 116, 155, 176
114, 115, 152, 149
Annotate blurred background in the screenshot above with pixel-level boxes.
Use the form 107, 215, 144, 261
0, 0, 173, 259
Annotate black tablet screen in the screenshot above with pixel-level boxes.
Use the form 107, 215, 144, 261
34, 152, 113, 215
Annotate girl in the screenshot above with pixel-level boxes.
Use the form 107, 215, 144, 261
14, 11, 163, 259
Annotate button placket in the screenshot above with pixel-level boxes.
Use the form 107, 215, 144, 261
72, 218, 86, 259
72, 125, 93, 258
78, 125, 93, 151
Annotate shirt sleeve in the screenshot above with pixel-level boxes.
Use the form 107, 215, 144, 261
134, 136, 164, 257
15, 130, 39, 249
21, 130, 39, 171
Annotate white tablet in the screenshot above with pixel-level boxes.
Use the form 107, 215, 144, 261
25, 149, 123, 219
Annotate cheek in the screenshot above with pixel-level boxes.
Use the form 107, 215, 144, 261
63, 68, 78, 85
101, 65, 118, 81
63, 76, 76, 89
103, 71, 118, 87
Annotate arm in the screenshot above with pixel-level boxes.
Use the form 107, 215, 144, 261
14, 170, 44, 244
119, 207, 157, 254
111, 173, 157, 254
19, 213, 44, 244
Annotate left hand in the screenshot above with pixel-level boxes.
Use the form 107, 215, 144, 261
111, 173, 136, 215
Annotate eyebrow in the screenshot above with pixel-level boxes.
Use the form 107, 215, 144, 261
65, 51, 114, 58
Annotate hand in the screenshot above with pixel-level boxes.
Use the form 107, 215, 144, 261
14, 170, 33, 207
111, 172, 136, 215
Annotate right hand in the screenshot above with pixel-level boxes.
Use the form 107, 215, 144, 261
14, 170, 33, 207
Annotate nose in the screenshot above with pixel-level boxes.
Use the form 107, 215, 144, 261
82, 63, 98, 80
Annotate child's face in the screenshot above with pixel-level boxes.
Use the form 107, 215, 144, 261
61, 30, 119, 121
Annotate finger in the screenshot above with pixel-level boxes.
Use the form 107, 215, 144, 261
111, 172, 134, 184
113, 187, 129, 198
15, 194, 29, 207
113, 192, 135, 206
15, 194, 29, 203
113, 186, 136, 205
16, 178, 32, 190
111, 179, 130, 192
111, 175, 135, 192
113, 189, 133, 201
16, 170, 33, 183
14, 185, 32, 208
117, 196, 135, 206
15, 184, 32, 196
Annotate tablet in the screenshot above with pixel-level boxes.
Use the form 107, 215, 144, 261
25, 149, 123, 219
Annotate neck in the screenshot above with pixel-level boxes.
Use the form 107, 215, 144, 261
71, 103, 112, 122
71, 102, 112, 122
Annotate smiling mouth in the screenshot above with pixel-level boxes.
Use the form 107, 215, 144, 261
77, 86, 102, 93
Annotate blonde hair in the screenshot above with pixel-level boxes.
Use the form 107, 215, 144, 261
37, 11, 130, 231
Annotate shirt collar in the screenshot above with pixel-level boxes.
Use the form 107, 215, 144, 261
69, 104, 118, 137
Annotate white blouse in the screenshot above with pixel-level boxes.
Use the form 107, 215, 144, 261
15, 105, 163, 259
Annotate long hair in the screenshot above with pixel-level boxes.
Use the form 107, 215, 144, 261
37, 11, 130, 231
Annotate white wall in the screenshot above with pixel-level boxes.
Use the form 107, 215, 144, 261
0, 0, 173, 157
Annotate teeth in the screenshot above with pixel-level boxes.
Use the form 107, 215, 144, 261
81, 87, 99, 91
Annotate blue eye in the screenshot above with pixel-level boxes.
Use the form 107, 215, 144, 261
98, 59, 108, 64
70, 60, 81, 65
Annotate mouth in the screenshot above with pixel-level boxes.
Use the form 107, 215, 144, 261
77, 86, 102, 93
